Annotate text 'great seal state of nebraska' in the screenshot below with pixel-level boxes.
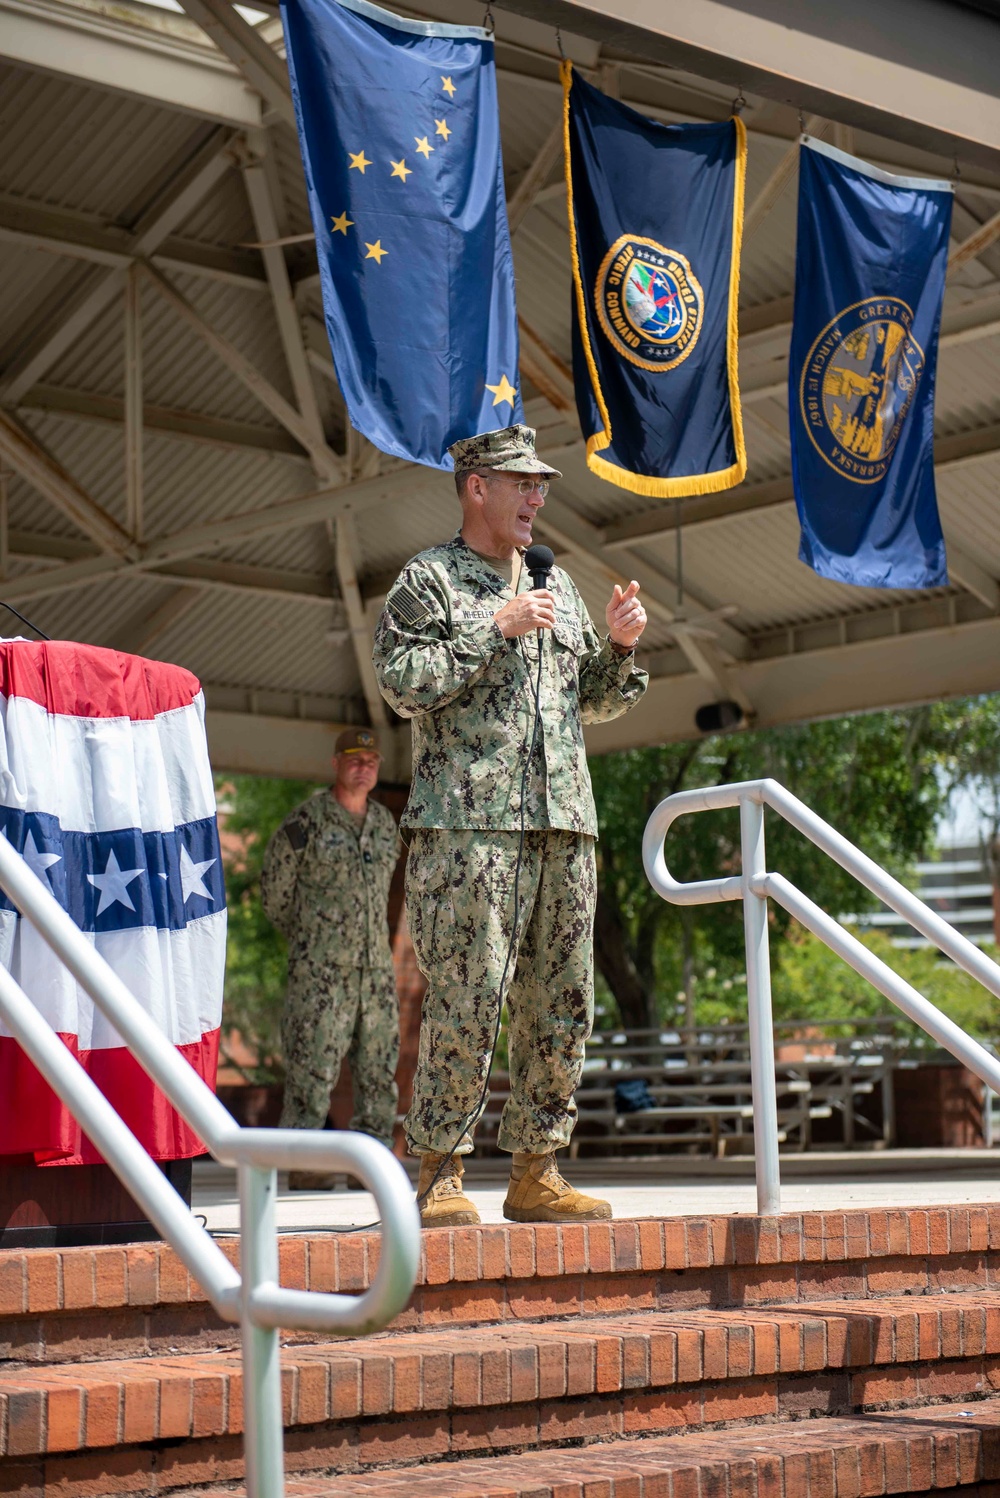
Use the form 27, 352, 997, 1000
799, 296, 926, 485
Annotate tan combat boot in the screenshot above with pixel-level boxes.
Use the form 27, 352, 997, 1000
417, 1151, 480, 1228
503, 1152, 611, 1223
287, 1170, 338, 1191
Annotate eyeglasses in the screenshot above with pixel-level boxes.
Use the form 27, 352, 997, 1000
471, 469, 550, 498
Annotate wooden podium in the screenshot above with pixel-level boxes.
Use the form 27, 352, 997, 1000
0, 1159, 193, 1249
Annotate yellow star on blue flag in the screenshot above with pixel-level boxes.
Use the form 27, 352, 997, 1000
486, 374, 518, 408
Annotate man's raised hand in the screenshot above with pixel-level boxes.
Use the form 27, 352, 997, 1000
493, 589, 557, 638
606, 580, 646, 650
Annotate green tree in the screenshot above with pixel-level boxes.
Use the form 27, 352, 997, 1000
769, 926, 998, 1038
589, 709, 945, 1031
217, 774, 320, 1082
928, 696, 1000, 942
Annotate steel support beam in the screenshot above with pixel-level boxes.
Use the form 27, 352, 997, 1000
240, 130, 381, 722
587, 611, 1000, 754
161, 557, 338, 607
946, 545, 1000, 612
0, 431, 598, 606
741, 288, 1000, 407
123, 266, 143, 542
142, 262, 343, 482
507, 118, 564, 236
0, 463, 9, 581
151, 464, 412, 558
601, 426, 1000, 548
115, 586, 203, 656
517, 318, 575, 414
536, 489, 753, 709
492, 0, 1000, 169
0, 412, 136, 558
0, 463, 424, 603
949, 207, 1000, 274
333, 514, 388, 729
19, 385, 309, 459
6, 528, 338, 606
744, 117, 823, 243
240, 135, 328, 459
0, 193, 267, 291
176, 0, 296, 127
0, 130, 238, 405
0, 0, 262, 126
498, 53, 1000, 201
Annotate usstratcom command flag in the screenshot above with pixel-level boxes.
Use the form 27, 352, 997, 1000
282, 0, 522, 469
790, 137, 953, 588
563, 64, 746, 497
0, 643, 225, 1164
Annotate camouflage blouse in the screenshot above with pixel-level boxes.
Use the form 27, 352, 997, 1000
260, 791, 399, 969
372, 535, 647, 834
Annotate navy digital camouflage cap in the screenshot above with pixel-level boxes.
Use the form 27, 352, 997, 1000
448, 423, 562, 478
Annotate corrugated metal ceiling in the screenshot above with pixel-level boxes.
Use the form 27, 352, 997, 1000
0, 0, 997, 734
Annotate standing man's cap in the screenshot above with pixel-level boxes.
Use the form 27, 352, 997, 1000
449, 423, 562, 478
335, 727, 380, 755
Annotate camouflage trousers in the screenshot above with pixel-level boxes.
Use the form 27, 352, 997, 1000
279, 963, 400, 1148
404, 829, 596, 1156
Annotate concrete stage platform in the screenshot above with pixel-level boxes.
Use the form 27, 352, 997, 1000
193, 1148, 1000, 1233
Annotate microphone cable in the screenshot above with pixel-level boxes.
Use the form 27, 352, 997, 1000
299, 609, 547, 1237
0, 602, 51, 640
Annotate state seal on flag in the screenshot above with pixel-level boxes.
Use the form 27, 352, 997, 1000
595, 235, 704, 373
799, 296, 925, 485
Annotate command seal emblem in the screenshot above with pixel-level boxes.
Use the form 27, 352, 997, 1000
799, 296, 925, 485
595, 235, 704, 373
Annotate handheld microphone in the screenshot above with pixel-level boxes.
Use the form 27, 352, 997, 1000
524, 544, 554, 592
523, 543, 555, 643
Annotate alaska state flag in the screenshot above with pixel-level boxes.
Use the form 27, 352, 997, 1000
563, 64, 747, 497
0, 642, 225, 1164
282, 0, 522, 469
789, 137, 953, 588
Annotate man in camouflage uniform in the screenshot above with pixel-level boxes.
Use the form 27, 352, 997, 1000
261, 727, 400, 1190
372, 424, 648, 1227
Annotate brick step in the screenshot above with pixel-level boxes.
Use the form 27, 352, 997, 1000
5, 1292, 1000, 1493
177, 1395, 1000, 1497
3, 1203, 999, 1365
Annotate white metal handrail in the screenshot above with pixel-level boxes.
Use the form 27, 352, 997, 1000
643, 777, 1000, 1216
0, 834, 420, 1497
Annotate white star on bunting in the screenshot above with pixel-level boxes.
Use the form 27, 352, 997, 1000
180, 846, 216, 903
22, 830, 61, 883
87, 849, 143, 916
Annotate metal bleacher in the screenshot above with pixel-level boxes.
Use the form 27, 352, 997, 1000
475, 1016, 959, 1159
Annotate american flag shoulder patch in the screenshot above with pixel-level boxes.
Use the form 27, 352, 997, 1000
390, 583, 431, 628
285, 818, 308, 851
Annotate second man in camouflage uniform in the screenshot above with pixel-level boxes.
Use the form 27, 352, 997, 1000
373, 424, 648, 1226
261, 728, 400, 1190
